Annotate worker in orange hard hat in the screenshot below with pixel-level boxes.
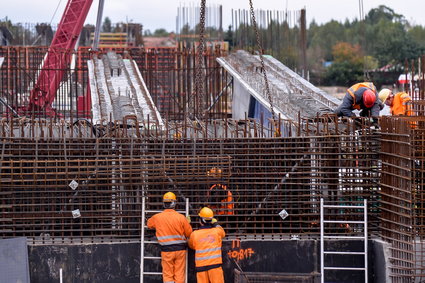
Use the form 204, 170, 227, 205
189, 207, 225, 283
207, 168, 234, 215
379, 88, 412, 116
147, 192, 192, 283
334, 82, 382, 118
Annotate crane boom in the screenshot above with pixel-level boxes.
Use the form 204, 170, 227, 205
29, 0, 93, 116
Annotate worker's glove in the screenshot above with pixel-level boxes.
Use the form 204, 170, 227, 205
186, 215, 191, 224
211, 218, 217, 224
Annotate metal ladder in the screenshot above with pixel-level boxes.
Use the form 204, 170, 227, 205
140, 197, 190, 283
320, 198, 368, 283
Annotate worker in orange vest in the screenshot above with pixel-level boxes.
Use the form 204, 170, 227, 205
334, 82, 381, 118
207, 168, 234, 215
189, 207, 225, 283
147, 192, 192, 283
378, 88, 412, 116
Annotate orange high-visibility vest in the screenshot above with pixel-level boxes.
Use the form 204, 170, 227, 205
188, 224, 225, 271
347, 82, 377, 110
147, 209, 192, 251
209, 184, 234, 215
391, 92, 412, 116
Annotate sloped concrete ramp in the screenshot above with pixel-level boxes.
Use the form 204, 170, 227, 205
88, 51, 164, 128
218, 50, 340, 120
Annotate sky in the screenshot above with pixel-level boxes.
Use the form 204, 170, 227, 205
2, 0, 425, 33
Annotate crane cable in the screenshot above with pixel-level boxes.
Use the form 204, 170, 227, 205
248, 0, 276, 121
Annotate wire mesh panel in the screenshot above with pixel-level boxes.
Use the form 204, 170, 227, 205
0, 119, 381, 244
380, 115, 425, 282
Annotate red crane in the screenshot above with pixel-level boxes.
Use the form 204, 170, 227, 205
28, 0, 93, 116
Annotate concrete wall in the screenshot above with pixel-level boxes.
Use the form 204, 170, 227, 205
27, 239, 388, 283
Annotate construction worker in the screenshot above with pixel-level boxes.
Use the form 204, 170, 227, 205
147, 192, 192, 283
207, 168, 234, 215
188, 207, 225, 283
378, 88, 412, 116
334, 82, 381, 118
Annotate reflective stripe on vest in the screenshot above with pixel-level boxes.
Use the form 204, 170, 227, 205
196, 254, 222, 261
196, 247, 222, 254
193, 231, 223, 267
347, 82, 376, 110
157, 234, 187, 246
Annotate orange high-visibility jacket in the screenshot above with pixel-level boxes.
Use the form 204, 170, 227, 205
147, 209, 192, 251
209, 184, 234, 215
188, 224, 225, 272
347, 82, 377, 110
391, 92, 412, 116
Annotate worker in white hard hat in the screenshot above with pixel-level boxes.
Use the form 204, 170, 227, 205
189, 207, 225, 283
379, 88, 412, 116
147, 192, 192, 283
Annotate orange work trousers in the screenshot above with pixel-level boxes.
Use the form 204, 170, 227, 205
161, 250, 187, 283
196, 267, 224, 283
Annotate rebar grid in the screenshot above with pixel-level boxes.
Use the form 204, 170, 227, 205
0, 119, 380, 244
0, 45, 230, 120
380, 115, 425, 282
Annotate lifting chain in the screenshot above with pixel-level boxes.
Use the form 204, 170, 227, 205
248, 0, 276, 121
194, 0, 207, 119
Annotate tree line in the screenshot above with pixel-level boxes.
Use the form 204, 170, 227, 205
224, 5, 425, 86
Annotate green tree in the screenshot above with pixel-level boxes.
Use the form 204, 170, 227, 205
153, 28, 169, 37
102, 17, 112, 32
324, 61, 364, 86
309, 20, 347, 61
363, 55, 379, 70
324, 42, 364, 85
365, 5, 404, 25
332, 42, 363, 64
408, 26, 425, 49
368, 19, 422, 65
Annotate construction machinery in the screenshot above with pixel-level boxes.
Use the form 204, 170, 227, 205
27, 0, 93, 116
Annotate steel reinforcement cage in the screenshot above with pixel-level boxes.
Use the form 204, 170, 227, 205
0, 46, 230, 120
380, 115, 425, 282
0, 118, 381, 244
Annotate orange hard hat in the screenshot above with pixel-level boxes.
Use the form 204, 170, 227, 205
163, 192, 176, 202
207, 167, 222, 177
198, 207, 214, 220
363, 89, 376, 108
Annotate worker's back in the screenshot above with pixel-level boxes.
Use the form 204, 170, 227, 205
391, 92, 412, 116
147, 209, 192, 251
189, 224, 225, 268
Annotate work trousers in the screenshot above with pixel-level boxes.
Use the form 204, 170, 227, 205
196, 267, 224, 283
161, 250, 186, 283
